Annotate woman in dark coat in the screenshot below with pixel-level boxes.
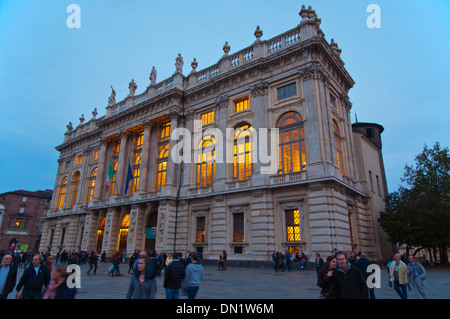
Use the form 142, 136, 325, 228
40, 265, 77, 299
317, 256, 337, 299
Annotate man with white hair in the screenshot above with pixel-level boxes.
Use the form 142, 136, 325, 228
15, 255, 50, 299
0, 254, 17, 299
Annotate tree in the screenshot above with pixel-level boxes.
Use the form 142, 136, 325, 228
379, 142, 450, 265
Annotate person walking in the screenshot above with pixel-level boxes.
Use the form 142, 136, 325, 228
390, 253, 409, 299
355, 253, 375, 299
408, 256, 427, 299
163, 252, 185, 299
332, 252, 368, 299
15, 255, 50, 299
87, 251, 98, 276
299, 252, 308, 269
0, 254, 17, 299
126, 257, 157, 299
317, 255, 337, 299
40, 265, 77, 299
183, 253, 204, 299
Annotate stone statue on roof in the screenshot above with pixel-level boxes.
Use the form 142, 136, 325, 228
129, 79, 137, 96
150, 66, 157, 85
108, 86, 116, 106
175, 53, 184, 73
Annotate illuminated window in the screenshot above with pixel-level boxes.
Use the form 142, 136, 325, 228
233, 125, 254, 181
277, 83, 297, 101
285, 209, 301, 242
87, 168, 97, 202
57, 177, 68, 210
109, 140, 120, 197
197, 136, 216, 187
131, 131, 143, 194
75, 155, 83, 165
235, 98, 249, 112
333, 120, 343, 172
155, 122, 171, 190
201, 110, 215, 125
93, 150, 100, 161
276, 112, 306, 175
233, 213, 244, 242
70, 171, 80, 206
196, 216, 206, 243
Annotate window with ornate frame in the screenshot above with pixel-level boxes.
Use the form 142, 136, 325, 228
276, 111, 306, 174
57, 176, 68, 210
333, 120, 343, 172
285, 209, 301, 242
197, 136, 216, 187
87, 168, 97, 202
155, 122, 171, 191
235, 97, 249, 113
132, 130, 144, 194
70, 171, 80, 206
233, 213, 244, 242
196, 216, 206, 243
233, 125, 254, 181
201, 110, 215, 126
277, 83, 297, 101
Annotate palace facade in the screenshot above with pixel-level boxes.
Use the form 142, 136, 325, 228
40, 6, 393, 264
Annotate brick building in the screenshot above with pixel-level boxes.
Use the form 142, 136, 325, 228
0, 189, 52, 253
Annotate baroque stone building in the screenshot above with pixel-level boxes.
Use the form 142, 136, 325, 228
40, 6, 392, 264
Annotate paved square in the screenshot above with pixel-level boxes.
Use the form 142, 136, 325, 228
9, 262, 450, 299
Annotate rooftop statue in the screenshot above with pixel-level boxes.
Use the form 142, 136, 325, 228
150, 66, 157, 85
175, 53, 184, 73
108, 86, 116, 106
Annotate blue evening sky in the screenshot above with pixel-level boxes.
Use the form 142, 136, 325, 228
0, 0, 449, 194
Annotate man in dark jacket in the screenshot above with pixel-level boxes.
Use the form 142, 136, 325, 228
15, 255, 50, 299
332, 252, 368, 299
163, 252, 185, 299
0, 254, 17, 299
355, 253, 375, 299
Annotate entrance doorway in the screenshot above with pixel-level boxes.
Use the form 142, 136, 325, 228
117, 214, 130, 253
144, 212, 158, 252
96, 217, 105, 252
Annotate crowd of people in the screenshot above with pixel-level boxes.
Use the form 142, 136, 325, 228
314, 250, 428, 299
0, 247, 430, 299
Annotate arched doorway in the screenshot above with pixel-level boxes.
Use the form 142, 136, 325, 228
96, 217, 106, 252
144, 212, 158, 252
117, 214, 130, 253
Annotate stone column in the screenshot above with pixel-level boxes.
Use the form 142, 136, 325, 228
214, 95, 229, 192
75, 147, 91, 207
301, 65, 325, 178
162, 111, 179, 196
251, 81, 269, 186
93, 138, 109, 201
180, 111, 194, 196
137, 121, 154, 193
126, 205, 139, 258
115, 131, 131, 196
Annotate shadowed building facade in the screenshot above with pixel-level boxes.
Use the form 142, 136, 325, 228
40, 6, 392, 264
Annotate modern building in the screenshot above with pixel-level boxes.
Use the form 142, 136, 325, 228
0, 189, 52, 253
40, 5, 393, 264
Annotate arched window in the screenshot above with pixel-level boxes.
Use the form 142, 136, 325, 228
131, 130, 143, 194
333, 120, 343, 172
197, 136, 216, 187
87, 168, 97, 202
70, 171, 81, 206
155, 122, 171, 191
57, 177, 68, 210
233, 124, 254, 181
276, 111, 306, 174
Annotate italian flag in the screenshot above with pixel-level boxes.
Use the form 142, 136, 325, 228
105, 161, 114, 193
